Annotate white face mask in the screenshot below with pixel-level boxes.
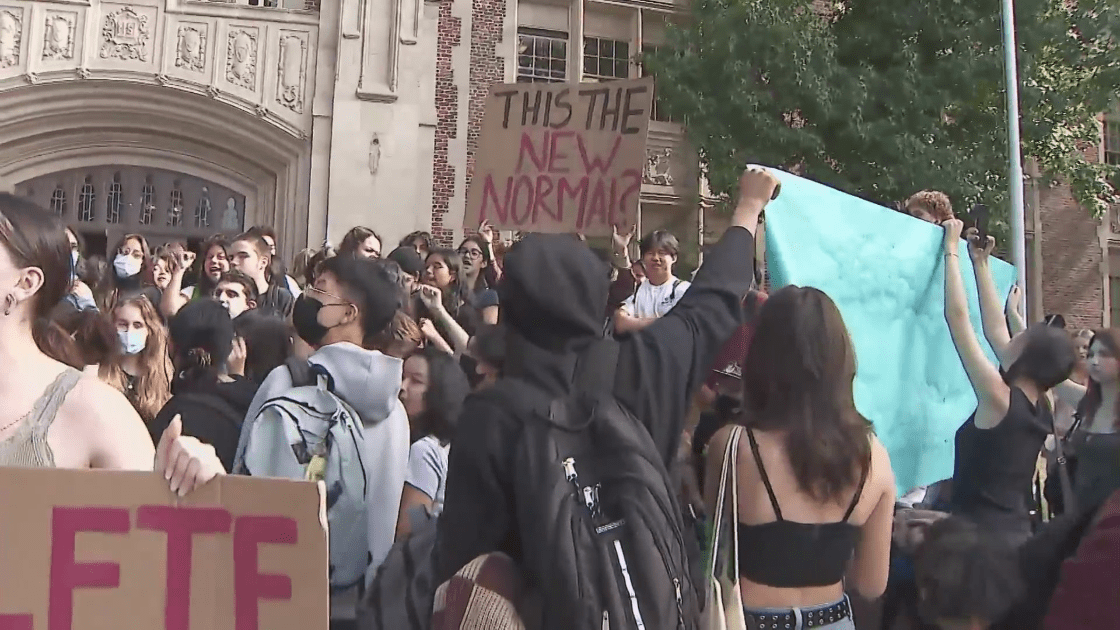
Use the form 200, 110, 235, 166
118, 329, 147, 355
114, 254, 142, 279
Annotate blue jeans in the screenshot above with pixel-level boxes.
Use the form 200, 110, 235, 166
743, 596, 856, 630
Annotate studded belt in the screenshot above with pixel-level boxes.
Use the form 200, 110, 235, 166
746, 597, 851, 629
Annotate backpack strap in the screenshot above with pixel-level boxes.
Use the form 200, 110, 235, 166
285, 356, 335, 390
669, 278, 684, 302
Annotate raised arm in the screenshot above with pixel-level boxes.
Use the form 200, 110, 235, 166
943, 219, 1010, 425
1005, 285, 1027, 336
968, 233, 1014, 367
617, 168, 775, 462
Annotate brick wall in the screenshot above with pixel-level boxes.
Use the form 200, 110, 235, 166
431, 0, 462, 249
1038, 181, 1103, 329
430, 0, 506, 246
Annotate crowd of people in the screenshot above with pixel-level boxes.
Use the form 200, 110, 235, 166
0, 170, 1115, 630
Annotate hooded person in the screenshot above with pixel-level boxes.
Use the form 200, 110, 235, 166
231, 255, 410, 616
433, 167, 782, 626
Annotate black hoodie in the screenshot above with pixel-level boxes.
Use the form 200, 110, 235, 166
149, 377, 259, 471
434, 225, 756, 585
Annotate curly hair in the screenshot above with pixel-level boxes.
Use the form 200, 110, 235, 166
905, 190, 954, 222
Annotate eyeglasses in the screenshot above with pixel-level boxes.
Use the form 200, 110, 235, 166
307, 286, 350, 304
458, 248, 484, 259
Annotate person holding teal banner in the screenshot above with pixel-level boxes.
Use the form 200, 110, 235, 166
941, 218, 1077, 544
763, 170, 1018, 494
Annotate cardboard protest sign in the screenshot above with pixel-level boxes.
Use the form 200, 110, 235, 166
0, 468, 327, 630
465, 78, 654, 236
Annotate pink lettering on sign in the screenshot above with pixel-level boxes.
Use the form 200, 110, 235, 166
234, 515, 298, 630
137, 506, 233, 630
0, 615, 32, 630
48, 507, 130, 630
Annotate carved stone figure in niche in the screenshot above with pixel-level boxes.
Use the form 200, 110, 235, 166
226, 29, 257, 89
176, 25, 205, 73
100, 7, 150, 62
644, 148, 674, 186
278, 34, 304, 113
43, 14, 74, 61
368, 134, 381, 175
222, 198, 240, 231
0, 9, 22, 69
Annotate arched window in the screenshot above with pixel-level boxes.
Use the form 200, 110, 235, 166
140, 175, 156, 225
49, 185, 66, 218
77, 176, 96, 222
106, 172, 123, 224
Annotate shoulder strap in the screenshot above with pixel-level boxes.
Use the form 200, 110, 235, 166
285, 357, 317, 388
669, 278, 684, 301
843, 456, 870, 522
746, 427, 783, 521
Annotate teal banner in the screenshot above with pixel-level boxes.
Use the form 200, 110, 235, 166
763, 170, 1018, 494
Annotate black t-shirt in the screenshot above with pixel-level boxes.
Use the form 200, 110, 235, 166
257, 283, 295, 319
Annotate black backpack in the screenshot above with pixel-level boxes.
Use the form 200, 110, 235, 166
357, 505, 438, 630
497, 340, 702, 630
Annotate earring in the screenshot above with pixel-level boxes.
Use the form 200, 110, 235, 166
3, 294, 13, 317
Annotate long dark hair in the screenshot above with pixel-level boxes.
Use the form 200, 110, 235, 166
406, 346, 470, 445
423, 248, 465, 316
458, 235, 494, 292
195, 235, 229, 298
0, 194, 83, 368
1077, 328, 1120, 431
338, 226, 383, 259
233, 309, 293, 384
739, 285, 872, 503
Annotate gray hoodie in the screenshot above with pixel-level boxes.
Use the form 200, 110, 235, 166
232, 342, 409, 618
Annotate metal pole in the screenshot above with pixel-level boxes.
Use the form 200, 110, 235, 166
1002, 0, 1029, 318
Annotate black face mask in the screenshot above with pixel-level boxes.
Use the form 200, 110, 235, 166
292, 293, 330, 346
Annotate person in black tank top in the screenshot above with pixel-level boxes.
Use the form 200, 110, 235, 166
704, 285, 896, 630
941, 221, 1076, 546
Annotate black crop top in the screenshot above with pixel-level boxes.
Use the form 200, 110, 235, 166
737, 428, 868, 588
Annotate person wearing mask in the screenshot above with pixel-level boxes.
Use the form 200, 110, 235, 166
338, 226, 383, 260
229, 231, 294, 318
100, 295, 173, 425
150, 299, 256, 471
433, 167, 780, 623
905, 190, 954, 224
61, 227, 97, 312
233, 255, 409, 593
247, 225, 302, 297
101, 233, 160, 311
0, 193, 224, 495
395, 346, 471, 540
161, 235, 230, 318
613, 229, 691, 334
705, 287, 895, 628
944, 220, 1076, 545
213, 269, 259, 319
232, 309, 294, 384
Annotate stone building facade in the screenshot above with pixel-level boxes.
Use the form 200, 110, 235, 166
0, 0, 1112, 324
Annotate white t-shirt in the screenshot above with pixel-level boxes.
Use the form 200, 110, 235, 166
622, 276, 690, 319
405, 435, 450, 515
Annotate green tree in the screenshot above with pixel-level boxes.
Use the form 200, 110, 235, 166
645, 0, 1120, 236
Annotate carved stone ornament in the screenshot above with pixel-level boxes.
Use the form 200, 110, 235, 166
277, 33, 305, 113
226, 28, 258, 90
206, 85, 219, 98
176, 24, 206, 73
100, 7, 151, 62
254, 103, 267, 118
24, 71, 37, 85
0, 8, 22, 69
76, 67, 90, 79
643, 148, 674, 186
156, 73, 169, 85
42, 12, 75, 61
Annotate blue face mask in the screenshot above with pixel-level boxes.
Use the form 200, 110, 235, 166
118, 329, 147, 355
